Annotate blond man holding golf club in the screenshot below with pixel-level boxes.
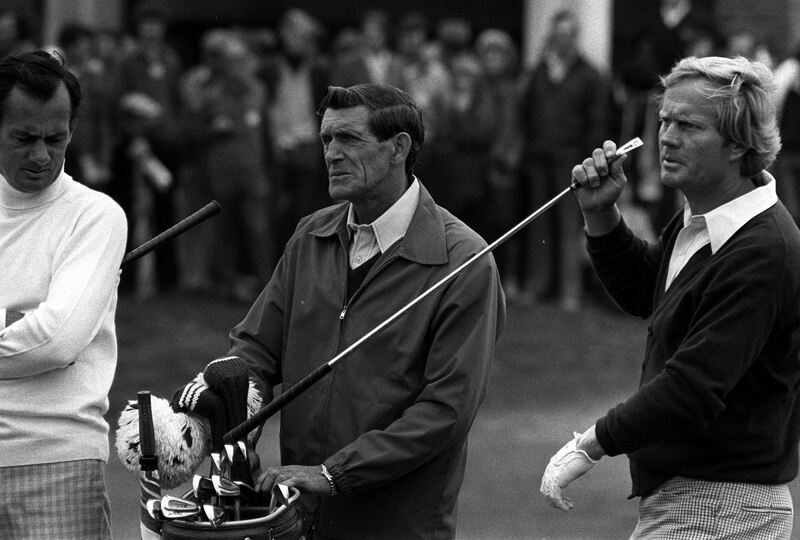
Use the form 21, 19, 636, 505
542, 55, 800, 538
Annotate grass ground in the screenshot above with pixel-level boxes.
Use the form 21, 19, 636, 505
104, 289, 800, 539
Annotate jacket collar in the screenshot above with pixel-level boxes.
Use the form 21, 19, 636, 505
309, 181, 448, 266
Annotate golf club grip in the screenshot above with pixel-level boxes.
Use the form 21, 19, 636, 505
224, 362, 333, 443
121, 201, 221, 266
137, 391, 158, 470
569, 152, 627, 191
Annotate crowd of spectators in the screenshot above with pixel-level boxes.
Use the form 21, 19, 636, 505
2, 1, 799, 311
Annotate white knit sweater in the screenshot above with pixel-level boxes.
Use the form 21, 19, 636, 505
0, 170, 127, 466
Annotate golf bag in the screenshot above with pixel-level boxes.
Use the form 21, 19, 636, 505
160, 485, 304, 540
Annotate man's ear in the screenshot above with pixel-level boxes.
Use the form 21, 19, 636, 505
390, 132, 412, 165
729, 142, 748, 161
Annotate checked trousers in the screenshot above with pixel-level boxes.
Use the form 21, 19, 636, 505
631, 476, 793, 539
0, 459, 111, 539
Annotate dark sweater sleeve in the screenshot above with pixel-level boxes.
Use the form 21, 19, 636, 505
586, 218, 666, 319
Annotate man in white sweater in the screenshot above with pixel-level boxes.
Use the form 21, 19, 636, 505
0, 51, 127, 538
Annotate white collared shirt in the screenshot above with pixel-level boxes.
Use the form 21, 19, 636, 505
665, 172, 778, 290
346, 178, 420, 269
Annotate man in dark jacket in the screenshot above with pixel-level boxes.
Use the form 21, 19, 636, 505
541, 56, 800, 538
233, 83, 506, 539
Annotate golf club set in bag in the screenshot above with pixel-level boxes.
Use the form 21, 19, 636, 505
117, 357, 304, 539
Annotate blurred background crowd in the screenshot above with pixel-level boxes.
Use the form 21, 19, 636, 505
2, 0, 800, 311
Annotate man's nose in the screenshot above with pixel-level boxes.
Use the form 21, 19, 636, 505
324, 142, 343, 163
659, 124, 678, 147
29, 139, 49, 164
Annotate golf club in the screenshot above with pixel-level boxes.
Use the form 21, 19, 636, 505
145, 499, 161, 521
160, 495, 201, 520
121, 201, 221, 266
137, 391, 162, 538
192, 474, 216, 503
203, 503, 225, 528
223, 137, 645, 445
212, 474, 242, 520
212, 475, 241, 498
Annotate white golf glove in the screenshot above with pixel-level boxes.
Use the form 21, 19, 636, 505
540, 431, 598, 511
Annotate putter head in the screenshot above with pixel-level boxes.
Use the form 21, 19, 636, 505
212, 474, 241, 497
203, 503, 225, 527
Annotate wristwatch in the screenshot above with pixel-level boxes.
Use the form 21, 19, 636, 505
320, 464, 338, 495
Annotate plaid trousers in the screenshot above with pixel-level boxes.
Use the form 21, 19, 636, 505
631, 476, 793, 539
0, 460, 111, 540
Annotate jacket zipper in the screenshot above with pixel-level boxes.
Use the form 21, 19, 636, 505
339, 255, 399, 320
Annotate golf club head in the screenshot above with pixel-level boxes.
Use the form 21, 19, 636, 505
228, 440, 253, 484
160, 495, 200, 520
192, 474, 216, 501
212, 474, 241, 497
210, 452, 223, 476
274, 483, 290, 507
146, 499, 162, 520
203, 503, 225, 527
224, 443, 236, 464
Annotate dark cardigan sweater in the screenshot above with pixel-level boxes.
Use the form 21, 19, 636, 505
587, 202, 800, 497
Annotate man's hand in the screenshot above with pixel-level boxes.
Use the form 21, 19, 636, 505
570, 140, 630, 236
255, 465, 331, 496
571, 140, 629, 211
540, 432, 598, 511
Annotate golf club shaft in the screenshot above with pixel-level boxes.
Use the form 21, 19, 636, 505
224, 138, 643, 443
122, 201, 221, 266
223, 185, 573, 443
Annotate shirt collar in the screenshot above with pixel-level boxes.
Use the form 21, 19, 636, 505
346, 178, 420, 252
683, 171, 778, 254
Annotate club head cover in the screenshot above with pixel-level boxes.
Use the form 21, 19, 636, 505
203, 356, 251, 429
115, 374, 263, 489
116, 392, 209, 489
